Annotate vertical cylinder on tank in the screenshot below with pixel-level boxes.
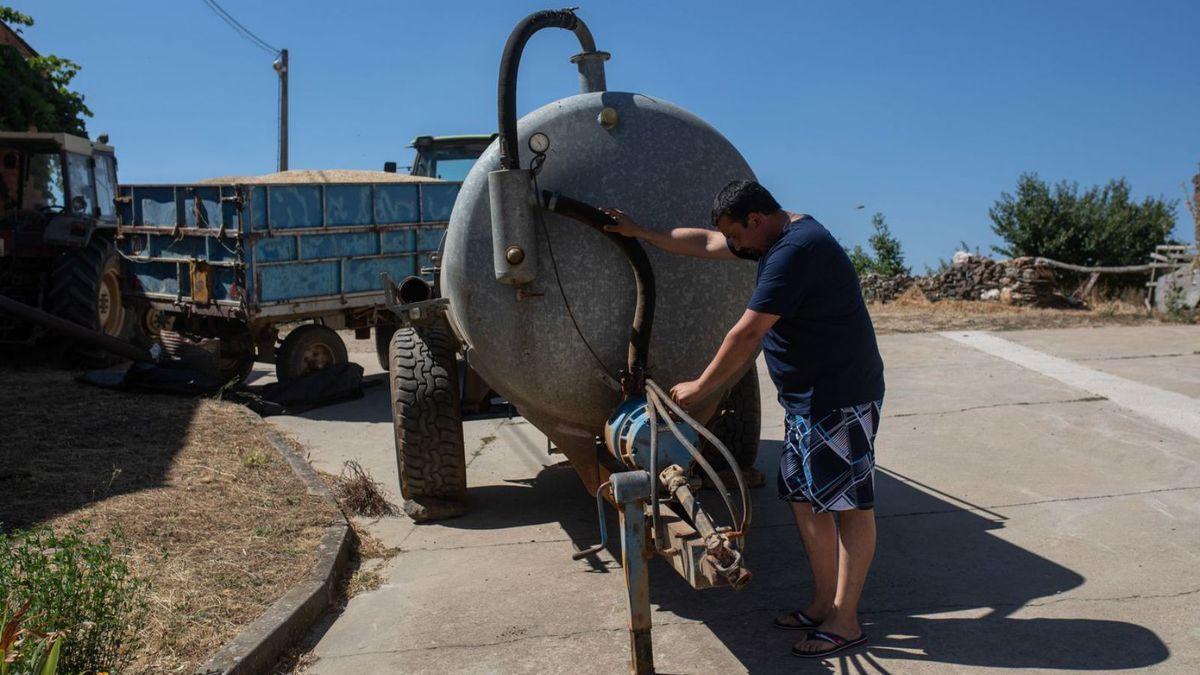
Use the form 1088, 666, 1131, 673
488, 168, 540, 285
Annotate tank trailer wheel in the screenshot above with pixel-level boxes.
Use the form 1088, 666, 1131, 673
388, 325, 468, 521
701, 368, 765, 488
47, 236, 134, 366
276, 324, 348, 382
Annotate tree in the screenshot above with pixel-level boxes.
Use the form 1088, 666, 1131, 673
0, 5, 91, 135
989, 173, 1177, 266
849, 212, 909, 277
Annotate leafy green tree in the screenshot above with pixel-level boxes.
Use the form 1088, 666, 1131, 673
848, 244, 874, 277
0, 5, 91, 134
849, 212, 909, 277
989, 173, 1177, 266
866, 212, 907, 276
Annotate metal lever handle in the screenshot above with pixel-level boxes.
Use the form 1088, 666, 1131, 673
571, 480, 611, 560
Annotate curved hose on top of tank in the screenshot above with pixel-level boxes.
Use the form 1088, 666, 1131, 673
497, 9, 601, 170
540, 190, 655, 383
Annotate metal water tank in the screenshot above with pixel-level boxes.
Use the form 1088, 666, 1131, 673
441, 90, 757, 450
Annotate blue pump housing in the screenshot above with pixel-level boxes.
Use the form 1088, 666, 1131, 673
604, 396, 699, 471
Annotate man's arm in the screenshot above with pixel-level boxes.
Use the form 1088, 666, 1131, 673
601, 208, 736, 260
670, 309, 778, 407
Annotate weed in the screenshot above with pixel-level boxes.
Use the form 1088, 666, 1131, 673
241, 449, 271, 469
1163, 285, 1197, 324
0, 526, 147, 674
331, 462, 396, 518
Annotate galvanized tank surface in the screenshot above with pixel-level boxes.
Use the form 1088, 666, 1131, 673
442, 91, 756, 445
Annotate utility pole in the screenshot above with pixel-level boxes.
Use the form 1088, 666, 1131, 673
274, 48, 289, 171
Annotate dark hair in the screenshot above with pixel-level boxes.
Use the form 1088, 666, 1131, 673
710, 180, 781, 228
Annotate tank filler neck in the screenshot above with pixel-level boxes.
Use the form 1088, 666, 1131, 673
497, 9, 609, 171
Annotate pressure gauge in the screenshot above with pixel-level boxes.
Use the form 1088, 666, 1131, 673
528, 132, 550, 155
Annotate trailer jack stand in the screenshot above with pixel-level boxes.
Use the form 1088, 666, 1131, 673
610, 470, 655, 675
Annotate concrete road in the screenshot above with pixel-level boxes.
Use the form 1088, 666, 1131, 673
267, 325, 1200, 674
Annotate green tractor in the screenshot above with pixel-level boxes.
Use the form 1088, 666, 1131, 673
0, 131, 135, 364
406, 134, 496, 181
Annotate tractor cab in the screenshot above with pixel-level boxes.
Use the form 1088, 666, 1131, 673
406, 134, 495, 181
0, 131, 118, 226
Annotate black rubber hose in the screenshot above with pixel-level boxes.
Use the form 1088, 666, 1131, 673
541, 191, 655, 379
497, 9, 587, 170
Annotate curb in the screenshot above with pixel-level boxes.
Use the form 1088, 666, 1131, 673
196, 417, 353, 675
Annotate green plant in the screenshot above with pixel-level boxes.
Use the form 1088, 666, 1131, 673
0, 5, 92, 135
850, 212, 909, 277
1, 600, 63, 675
990, 173, 1177, 266
0, 526, 147, 673
242, 449, 270, 468
1163, 285, 1195, 324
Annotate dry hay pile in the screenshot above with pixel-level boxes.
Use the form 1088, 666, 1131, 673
200, 169, 441, 185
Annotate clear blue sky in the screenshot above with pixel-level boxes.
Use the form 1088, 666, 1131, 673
10, 0, 1199, 269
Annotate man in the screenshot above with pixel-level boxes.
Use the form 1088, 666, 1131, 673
602, 180, 885, 659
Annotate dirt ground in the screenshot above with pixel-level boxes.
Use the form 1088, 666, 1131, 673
0, 369, 339, 673
351, 297, 1173, 350
867, 297, 1173, 333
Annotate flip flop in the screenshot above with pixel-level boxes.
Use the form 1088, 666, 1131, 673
772, 609, 820, 631
792, 629, 869, 658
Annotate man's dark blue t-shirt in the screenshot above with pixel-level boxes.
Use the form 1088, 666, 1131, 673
729, 216, 885, 417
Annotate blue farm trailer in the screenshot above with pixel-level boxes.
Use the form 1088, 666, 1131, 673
116, 175, 460, 381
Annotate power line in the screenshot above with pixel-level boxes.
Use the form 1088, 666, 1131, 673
200, 0, 279, 55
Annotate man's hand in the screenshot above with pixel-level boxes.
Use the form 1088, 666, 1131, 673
671, 310, 779, 410
670, 379, 707, 408
601, 208, 645, 239
600, 208, 735, 259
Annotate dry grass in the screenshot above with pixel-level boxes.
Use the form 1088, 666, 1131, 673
199, 169, 440, 185
330, 461, 397, 518
869, 297, 1157, 334
0, 368, 339, 673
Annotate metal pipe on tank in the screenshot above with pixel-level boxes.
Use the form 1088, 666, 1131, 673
496, 9, 607, 171
396, 275, 432, 304
541, 190, 654, 393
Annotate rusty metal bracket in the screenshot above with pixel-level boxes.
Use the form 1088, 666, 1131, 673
189, 260, 213, 305
571, 480, 612, 561
380, 272, 449, 327
609, 470, 654, 675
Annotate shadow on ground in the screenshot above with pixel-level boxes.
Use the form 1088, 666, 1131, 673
426, 439, 1168, 672
0, 367, 198, 531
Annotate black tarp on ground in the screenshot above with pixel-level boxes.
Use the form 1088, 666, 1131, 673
80, 361, 365, 416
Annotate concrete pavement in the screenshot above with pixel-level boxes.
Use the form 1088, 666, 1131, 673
267, 325, 1200, 673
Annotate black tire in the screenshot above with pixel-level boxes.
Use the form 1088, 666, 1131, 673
374, 318, 399, 371
47, 235, 132, 366
702, 368, 762, 470
389, 325, 467, 520
276, 324, 347, 382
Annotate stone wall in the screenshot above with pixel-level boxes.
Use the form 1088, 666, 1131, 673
860, 254, 1059, 306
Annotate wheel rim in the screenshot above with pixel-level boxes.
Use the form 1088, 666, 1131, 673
299, 342, 335, 374
98, 268, 124, 336
142, 308, 166, 339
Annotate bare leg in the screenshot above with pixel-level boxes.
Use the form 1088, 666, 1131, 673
796, 508, 876, 652
790, 501, 839, 621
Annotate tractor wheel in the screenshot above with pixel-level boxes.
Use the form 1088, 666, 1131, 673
389, 325, 467, 521
47, 236, 133, 366
276, 324, 347, 382
701, 368, 765, 488
374, 317, 400, 371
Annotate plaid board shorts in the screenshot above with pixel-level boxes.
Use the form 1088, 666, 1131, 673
778, 400, 883, 512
